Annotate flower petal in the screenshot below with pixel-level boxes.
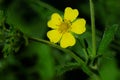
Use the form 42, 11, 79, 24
71, 19, 86, 34
47, 30, 62, 43
48, 13, 62, 29
64, 7, 79, 22
60, 33, 76, 48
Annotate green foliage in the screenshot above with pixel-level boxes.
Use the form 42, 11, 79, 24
0, 0, 120, 80
2, 27, 25, 57
98, 24, 118, 55
0, 42, 55, 80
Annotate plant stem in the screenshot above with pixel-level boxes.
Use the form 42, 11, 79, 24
82, 48, 89, 63
29, 37, 93, 76
89, 0, 96, 59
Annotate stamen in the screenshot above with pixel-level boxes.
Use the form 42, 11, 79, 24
58, 21, 71, 33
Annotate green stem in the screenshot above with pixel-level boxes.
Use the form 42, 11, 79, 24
29, 37, 93, 76
82, 48, 89, 63
89, 0, 96, 59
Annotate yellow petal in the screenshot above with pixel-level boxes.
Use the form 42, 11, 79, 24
47, 30, 62, 43
71, 19, 86, 34
48, 13, 62, 29
60, 33, 76, 48
64, 7, 79, 22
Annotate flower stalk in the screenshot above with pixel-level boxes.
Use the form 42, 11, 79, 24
89, 0, 96, 59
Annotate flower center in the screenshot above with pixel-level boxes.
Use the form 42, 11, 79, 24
58, 21, 71, 33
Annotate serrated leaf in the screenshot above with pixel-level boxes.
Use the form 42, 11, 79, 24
98, 24, 118, 55
56, 63, 80, 75
56, 62, 81, 79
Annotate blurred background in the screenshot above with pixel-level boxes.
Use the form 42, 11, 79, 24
0, 0, 120, 80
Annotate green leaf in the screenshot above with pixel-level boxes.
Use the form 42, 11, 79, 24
98, 24, 118, 55
70, 39, 87, 61
56, 63, 80, 76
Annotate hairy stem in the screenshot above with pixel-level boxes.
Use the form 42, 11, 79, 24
29, 37, 93, 76
89, 0, 96, 59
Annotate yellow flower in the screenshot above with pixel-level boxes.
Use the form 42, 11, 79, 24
47, 7, 86, 48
